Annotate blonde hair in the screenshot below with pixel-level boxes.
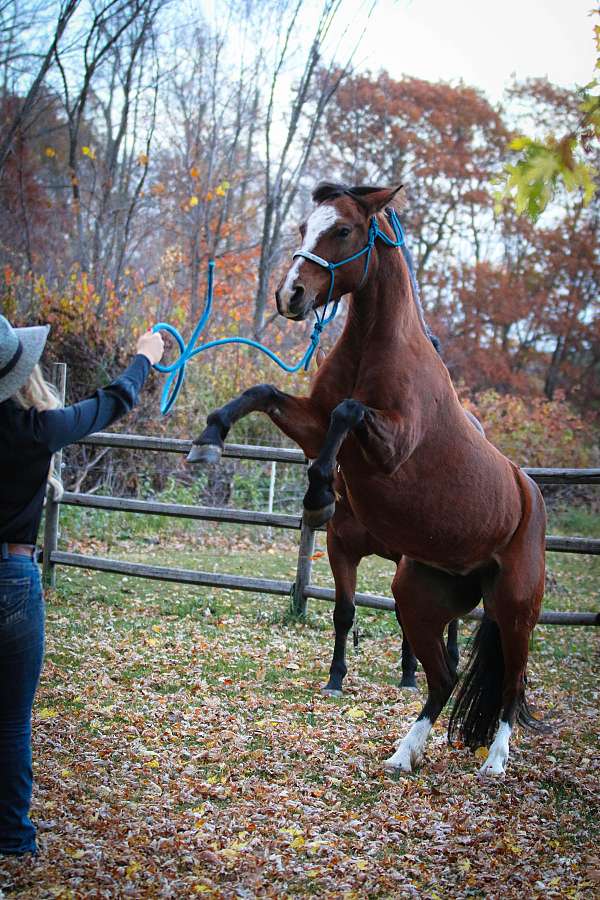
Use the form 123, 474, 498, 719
14, 364, 61, 412
14, 364, 64, 500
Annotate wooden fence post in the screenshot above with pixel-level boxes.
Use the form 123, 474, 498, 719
292, 518, 316, 618
42, 362, 67, 588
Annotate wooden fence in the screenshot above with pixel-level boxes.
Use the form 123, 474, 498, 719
42, 365, 599, 627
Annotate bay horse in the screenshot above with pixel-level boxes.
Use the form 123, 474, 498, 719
321, 337, 485, 697
188, 182, 546, 776
324, 465, 459, 694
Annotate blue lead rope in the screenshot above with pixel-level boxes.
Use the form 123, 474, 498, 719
152, 262, 339, 414
152, 207, 407, 415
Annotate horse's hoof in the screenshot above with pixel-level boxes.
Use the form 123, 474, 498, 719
321, 686, 344, 698
478, 763, 506, 779
302, 502, 335, 529
383, 756, 412, 774
187, 443, 222, 464
399, 683, 418, 691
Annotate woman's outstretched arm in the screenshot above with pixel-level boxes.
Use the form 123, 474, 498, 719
34, 332, 164, 453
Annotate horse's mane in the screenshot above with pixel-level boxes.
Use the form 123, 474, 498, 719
312, 182, 440, 353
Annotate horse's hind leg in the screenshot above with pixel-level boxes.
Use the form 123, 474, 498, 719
446, 619, 459, 673
400, 620, 458, 689
385, 560, 480, 773
449, 473, 546, 777
322, 528, 358, 696
399, 628, 418, 689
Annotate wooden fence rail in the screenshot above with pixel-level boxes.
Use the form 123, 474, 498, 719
43, 417, 600, 627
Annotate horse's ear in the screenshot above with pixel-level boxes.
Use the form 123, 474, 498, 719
354, 184, 404, 217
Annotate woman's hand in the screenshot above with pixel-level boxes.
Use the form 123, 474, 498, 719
136, 330, 165, 366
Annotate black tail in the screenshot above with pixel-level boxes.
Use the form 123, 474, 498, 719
448, 614, 504, 750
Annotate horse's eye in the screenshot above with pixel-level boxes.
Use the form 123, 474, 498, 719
337, 227, 351, 238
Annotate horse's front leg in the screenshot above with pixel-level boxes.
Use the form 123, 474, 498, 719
322, 525, 359, 696
187, 384, 326, 463
302, 400, 417, 527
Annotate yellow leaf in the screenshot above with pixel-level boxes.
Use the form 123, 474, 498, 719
190, 166, 199, 178
126, 862, 141, 877
189, 196, 199, 207
474, 746, 488, 760
346, 706, 366, 720
152, 624, 161, 633
61, 768, 73, 777
45, 147, 56, 158
291, 836, 305, 850
65, 847, 85, 859
81, 145, 96, 160
145, 759, 160, 769
509, 136, 530, 151
137, 153, 149, 166
355, 858, 369, 870
192, 887, 212, 894
38, 707, 58, 719
458, 858, 471, 873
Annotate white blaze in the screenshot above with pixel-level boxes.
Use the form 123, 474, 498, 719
281, 204, 339, 302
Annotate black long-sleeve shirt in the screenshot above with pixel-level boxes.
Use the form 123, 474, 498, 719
0, 355, 151, 544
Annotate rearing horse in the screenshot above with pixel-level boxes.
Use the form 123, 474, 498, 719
188, 183, 546, 777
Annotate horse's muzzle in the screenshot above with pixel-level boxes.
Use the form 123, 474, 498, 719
276, 284, 309, 319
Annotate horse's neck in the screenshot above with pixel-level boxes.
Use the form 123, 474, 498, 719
313, 248, 435, 404
357, 256, 418, 337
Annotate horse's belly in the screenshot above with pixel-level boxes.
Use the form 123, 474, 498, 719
341, 460, 521, 572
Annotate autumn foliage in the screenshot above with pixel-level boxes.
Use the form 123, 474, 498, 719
0, 23, 598, 467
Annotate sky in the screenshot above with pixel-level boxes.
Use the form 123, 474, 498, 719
350, 0, 598, 102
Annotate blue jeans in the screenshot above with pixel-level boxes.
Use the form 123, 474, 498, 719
0, 546, 44, 855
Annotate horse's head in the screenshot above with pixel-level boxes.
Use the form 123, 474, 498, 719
275, 182, 403, 320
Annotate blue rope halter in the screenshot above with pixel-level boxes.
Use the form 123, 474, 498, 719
152, 207, 407, 414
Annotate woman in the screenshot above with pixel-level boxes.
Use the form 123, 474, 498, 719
0, 315, 164, 855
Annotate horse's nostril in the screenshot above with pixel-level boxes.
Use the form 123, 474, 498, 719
290, 284, 305, 307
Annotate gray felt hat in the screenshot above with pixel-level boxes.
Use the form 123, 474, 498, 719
0, 315, 50, 403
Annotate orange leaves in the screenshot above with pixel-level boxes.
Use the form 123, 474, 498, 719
466, 388, 596, 467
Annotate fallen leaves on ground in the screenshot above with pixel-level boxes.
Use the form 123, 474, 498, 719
0, 534, 598, 898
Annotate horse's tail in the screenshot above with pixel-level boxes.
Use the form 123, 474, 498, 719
448, 613, 504, 749
448, 613, 543, 749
